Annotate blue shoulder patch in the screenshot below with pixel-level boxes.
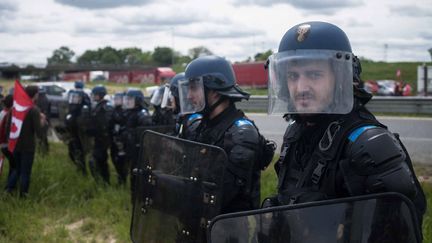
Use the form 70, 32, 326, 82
235, 119, 253, 127
348, 125, 378, 142
188, 113, 202, 122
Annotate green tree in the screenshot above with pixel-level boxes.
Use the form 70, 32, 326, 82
99, 46, 121, 64
152, 47, 174, 66
254, 49, 273, 61
120, 48, 154, 65
188, 46, 213, 59
77, 50, 100, 65
47, 46, 75, 65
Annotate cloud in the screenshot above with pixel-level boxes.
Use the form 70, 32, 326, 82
419, 31, 432, 40
54, 0, 153, 9
176, 24, 264, 39
389, 5, 432, 17
233, 0, 363, 14
0, 1, 17, 13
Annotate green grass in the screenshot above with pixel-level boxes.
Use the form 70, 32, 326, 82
0, 143, 431, 242
0, 143, 131, 242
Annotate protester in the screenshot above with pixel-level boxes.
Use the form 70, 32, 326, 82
5, 84, 46, 197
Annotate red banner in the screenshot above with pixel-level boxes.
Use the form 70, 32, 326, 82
8, 80, 33, 152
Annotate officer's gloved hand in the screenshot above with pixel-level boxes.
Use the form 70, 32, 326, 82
261, 195, 279, 208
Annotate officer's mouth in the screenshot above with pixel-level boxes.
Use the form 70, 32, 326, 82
295, 95, 315, 107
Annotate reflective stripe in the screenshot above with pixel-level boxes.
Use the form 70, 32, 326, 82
188, 113, 202, 122
235, 119, 253, 127
348, 125, 377, 142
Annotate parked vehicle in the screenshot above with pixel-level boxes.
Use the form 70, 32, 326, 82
376, 80, 397, 96
36, 81, 91, 118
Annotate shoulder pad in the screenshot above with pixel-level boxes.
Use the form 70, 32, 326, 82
234, 118, 254, 127
186, 113, 203, 127
228, 118, 259, 146
346, 126, 405, 169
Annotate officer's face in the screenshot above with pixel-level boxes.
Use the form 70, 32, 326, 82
286, 61, 335, 113
187, 81, 205, 110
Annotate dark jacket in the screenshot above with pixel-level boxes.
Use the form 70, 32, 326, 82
7, 106, 43, 152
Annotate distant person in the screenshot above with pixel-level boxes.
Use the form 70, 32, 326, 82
5, 85, 46, 197
0, 95, 15, 178
87, 85, 113, 184
395, 81, 404, 96
403, 82, 412, 96
36, 87, 50, 155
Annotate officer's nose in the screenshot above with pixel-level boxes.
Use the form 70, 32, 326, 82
296, 74, 311, 93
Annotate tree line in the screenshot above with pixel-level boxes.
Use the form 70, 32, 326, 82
47, 46, 273, 67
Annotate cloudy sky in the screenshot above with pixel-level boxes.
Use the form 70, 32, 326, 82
0, 0, 431, 65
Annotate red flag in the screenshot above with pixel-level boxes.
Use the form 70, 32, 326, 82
8, 80, 33, 152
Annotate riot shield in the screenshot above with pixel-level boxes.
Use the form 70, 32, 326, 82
136, 124, 176, 136
131, 130, 227, 243
209, 193, 421, 243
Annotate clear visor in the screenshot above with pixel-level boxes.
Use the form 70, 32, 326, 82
268, 50, 354, 115
68, 93, 82, 104
123, 96, 136, 109
178, 77, 205, 115
150, 88, 163, 106
161, 86, 173, 109
114, 96, 123, 106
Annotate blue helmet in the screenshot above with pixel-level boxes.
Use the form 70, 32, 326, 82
169, 72, 185, 98
91, 85, 107, 97
125, 89, 146, 108
184, 55, 249, 101
278, 21, 352, 53
74, 80, 84, 89
267, 21, 355, 115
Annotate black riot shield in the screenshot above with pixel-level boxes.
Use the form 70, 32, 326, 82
209, 193, 422, 243
136, 124, 177, 136
131, 130, 227, 243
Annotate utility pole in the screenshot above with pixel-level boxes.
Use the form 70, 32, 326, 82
424, 63, 428, 96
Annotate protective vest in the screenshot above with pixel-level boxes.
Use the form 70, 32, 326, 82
276, 108, 384, 204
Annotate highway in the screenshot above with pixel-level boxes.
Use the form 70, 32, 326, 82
247, 114, 432, 164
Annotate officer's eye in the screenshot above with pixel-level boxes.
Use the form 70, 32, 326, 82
306, 71, 323, 80
286, 72, 299, 82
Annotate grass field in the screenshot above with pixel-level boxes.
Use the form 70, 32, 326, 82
0, 141, 430, 242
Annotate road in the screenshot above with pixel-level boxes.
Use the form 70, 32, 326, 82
247, 114, 432, 164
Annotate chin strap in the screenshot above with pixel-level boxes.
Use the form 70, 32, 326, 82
200, 89, 227, 118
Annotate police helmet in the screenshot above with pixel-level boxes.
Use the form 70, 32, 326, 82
268, 21, 354, 115
169, 72, 185, 98
124, 89, 145, 109
178, 55, 249, 114
91, 85, 107, 98
113, 91, 125, 107
74, 80, 84, 89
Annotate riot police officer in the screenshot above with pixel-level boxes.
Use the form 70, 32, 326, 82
164, 72, 202, 138
88, 85, 113, 184
109, 91, 127, 185
150, 84, 176, 126
266, 21, 426, 229
123, 89, 152, 199
65, 81, 91, 174
179, 55, 275, 213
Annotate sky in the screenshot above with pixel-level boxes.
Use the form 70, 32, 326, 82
0, 0, 431, 66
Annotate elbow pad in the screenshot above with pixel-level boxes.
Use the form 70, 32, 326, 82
340, 126, 417, 197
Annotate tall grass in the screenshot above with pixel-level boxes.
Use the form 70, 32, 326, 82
0, 142, 430, 242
